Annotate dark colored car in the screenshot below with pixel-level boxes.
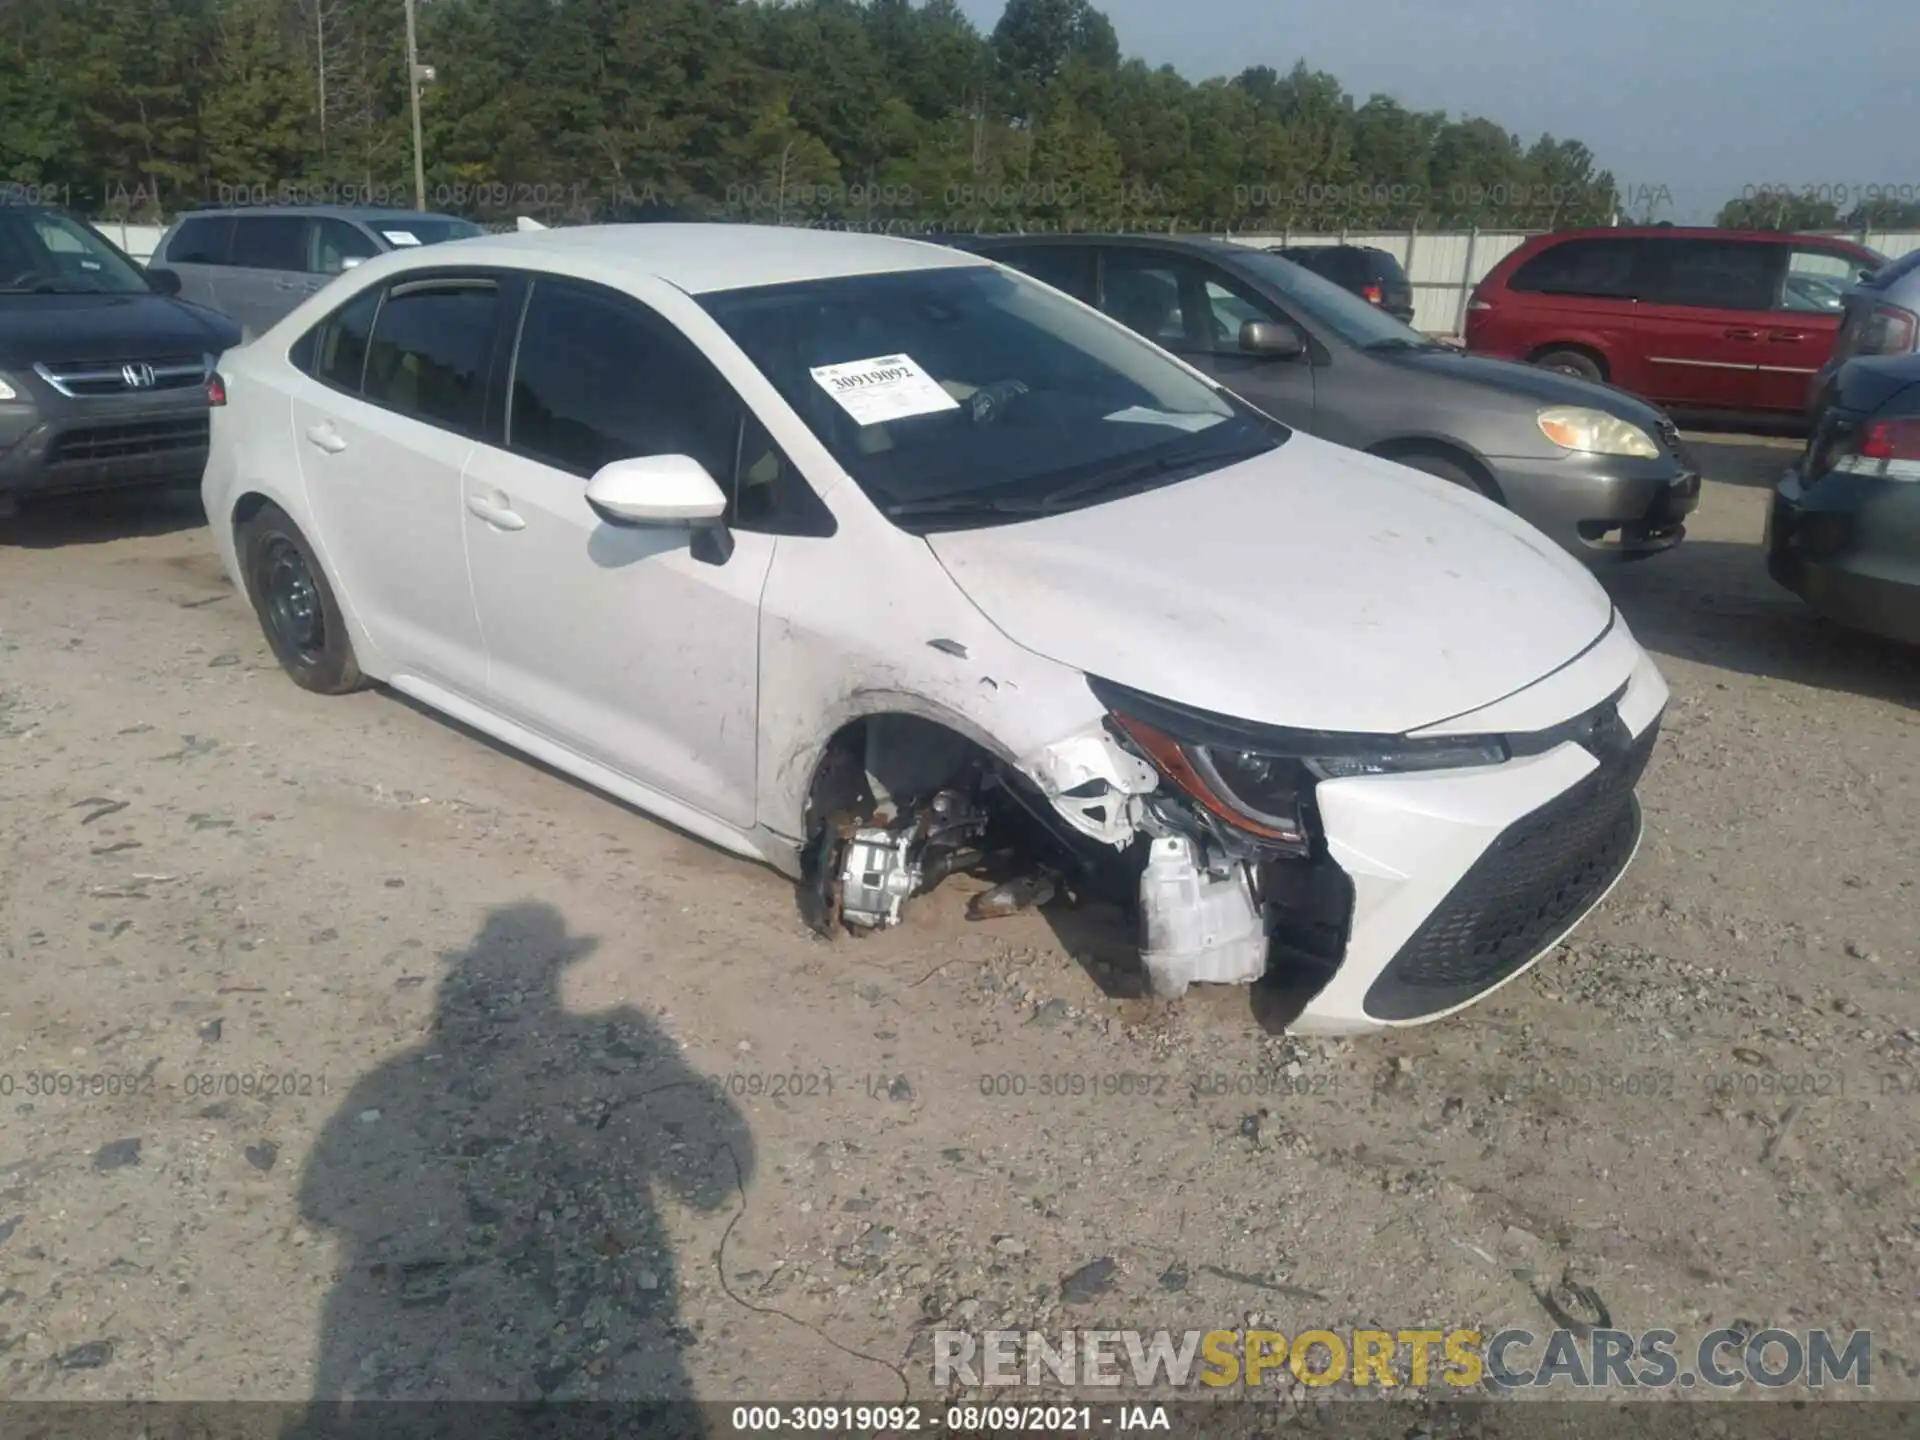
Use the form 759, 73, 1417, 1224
1767, 351, 1920, 644
149, 205, 486, 338
1271, 244, 1416, 324
1465, 227, 1885, 422
1811, 249, 1920, 415
0, 205, 240, 519
951, 232, 1699, 559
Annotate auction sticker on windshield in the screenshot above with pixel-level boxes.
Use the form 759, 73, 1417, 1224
810, 354, 960, 426
382, 230, 421, 246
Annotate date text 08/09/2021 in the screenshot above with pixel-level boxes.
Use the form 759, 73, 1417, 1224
726, 1405, 1171, 1433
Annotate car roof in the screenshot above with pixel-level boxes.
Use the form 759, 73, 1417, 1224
957, 231, 1252, 259
171, 206, 464, 224
1522, 225, 1874, 249
371, 223, 992, 294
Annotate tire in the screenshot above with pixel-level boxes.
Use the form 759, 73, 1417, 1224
1532, 347, 1604, 383
238, 503, 365, 694
1395, 452, 1494, 499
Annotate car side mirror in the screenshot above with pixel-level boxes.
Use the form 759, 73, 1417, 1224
585, 454, 728, 528
146, 266, 182, 297
1239, 320, 1305, 359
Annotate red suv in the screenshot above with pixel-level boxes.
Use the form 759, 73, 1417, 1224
1465, 228, 1885, 420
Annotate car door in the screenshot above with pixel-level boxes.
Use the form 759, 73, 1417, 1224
1097, 248, 1318, 428
1755, 244, 1876, 414
154, 214, 235, 315
1634, 237, 1780, 411
224, 215, 317, 334
287, 271, 499, 696
458, 274, 776, 829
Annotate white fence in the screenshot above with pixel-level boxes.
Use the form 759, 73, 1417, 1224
102, 219, 1920, 338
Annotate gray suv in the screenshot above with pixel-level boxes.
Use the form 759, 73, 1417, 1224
147, 206, 485, 337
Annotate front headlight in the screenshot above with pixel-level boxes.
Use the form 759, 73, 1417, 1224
1537, 406, 1659, 459
0, 375, 21, 402
1110, 710, 1508, 856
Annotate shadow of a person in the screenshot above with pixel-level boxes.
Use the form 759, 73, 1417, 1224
285, 903, 753, 1439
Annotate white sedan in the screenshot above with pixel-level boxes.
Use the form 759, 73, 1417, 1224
202, 224, 1668, 1033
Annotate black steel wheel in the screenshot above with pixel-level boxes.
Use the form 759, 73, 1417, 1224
239, 502, 364, 694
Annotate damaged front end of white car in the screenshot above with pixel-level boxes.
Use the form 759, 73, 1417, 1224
797, 691, 1359, 1003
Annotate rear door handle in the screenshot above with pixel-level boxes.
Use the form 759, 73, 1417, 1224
1768, 330, 1808, 343
303, 422, 346, 454
465, 493, 526, 531
1724, 328, 1761, 341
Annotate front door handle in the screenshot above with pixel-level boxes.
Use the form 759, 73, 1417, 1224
1724, 328, 1761, 341
1768, 330, 1807, 343
304, 422, 346, 454
466, 493, 526, 531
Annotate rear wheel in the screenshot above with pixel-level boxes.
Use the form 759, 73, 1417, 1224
238, 503, 365, 694
1532, 347, 1605, 383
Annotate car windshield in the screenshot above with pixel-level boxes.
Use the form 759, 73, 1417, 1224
1234, 248, 1432, 348
370, 217, 487, 247
699, 264, 1285, 527
0, 209, 152, 294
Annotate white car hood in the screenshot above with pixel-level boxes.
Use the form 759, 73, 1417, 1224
925, 433, 1615, 735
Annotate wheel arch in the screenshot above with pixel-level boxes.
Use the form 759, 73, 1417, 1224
1365, 436, 1507, 505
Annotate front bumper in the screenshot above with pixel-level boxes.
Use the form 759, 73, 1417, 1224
1490, 447, 1701, 558
1767, 468, 1920, 645
0, 391, 211, 503
1280, 627, 1667, 1034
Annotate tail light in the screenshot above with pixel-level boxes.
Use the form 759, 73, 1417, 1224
1362, 283, 1383, 304
206, 371, 227, 406
1821, 415, 1920, 481
1856, 304, 1918, 357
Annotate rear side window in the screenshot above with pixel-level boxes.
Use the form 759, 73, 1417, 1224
1507, 238, 1641, 298
1640, 240, 1778, 310
230, 216, 309, 272
362, 280, 500, 433
299, 286, 383, 393
165, 215, 234, 266
991, 246, 1096, 304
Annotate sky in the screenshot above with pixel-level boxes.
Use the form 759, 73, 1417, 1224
956, 0, 1918, 224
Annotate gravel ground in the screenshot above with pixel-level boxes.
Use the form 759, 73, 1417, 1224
0, 434, 1915, 1408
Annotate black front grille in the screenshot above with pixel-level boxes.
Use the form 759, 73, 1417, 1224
1363, 716, 1659, 1022
48, 414, 210, 465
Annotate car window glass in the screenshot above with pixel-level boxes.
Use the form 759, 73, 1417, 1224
1203, 279, 1283, 349
1640, 239, 1776, 310
1508, 238, 1639, 297
307, 285, 382, 392
311, 219, 379, 276
1781, 248, 1863, 313
1100, 256, 1194, 349
229, 216, 310, 272
165, 216, 234, 266
508, 280, 740, 487
995, 246, 1096, 303
362, 281, 499, 432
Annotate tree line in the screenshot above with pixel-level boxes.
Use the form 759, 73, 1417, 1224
2, 0, 1911, 235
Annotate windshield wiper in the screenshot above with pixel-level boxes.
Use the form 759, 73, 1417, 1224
1038, 436, 1272, 508
883, 493, 1052, 519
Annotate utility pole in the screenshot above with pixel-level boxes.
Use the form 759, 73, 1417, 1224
404, 0, 426, 210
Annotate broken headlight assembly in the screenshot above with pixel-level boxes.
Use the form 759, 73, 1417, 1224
1091, 678, 1508, 856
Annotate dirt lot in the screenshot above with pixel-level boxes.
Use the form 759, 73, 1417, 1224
1, 433, 1916, 1409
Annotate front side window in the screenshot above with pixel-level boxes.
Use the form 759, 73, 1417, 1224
1781, 248, 1868, 313
230, 216, 310, 273
311, 219, 379, 276
362, 280, 500, 433
1233, 248, 1434, 349
1099, 254, 1199, 349
699, 262, 1281, 527
507, 279, 822, 532
0, 210, 153, 295
992, 245, 1097, 303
